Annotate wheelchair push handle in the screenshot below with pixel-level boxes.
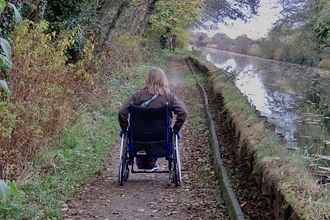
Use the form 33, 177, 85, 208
119, 129, 126, 138
174, 132, 181, 140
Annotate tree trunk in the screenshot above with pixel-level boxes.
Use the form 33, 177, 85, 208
97, 1, 129, 52
34, 1, 47, 23
129, 0, 149, 37
138, 0, 158, 37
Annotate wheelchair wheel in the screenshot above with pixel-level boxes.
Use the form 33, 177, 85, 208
125, 170, 129, 181
124, 161, 129, 182
173, 135, 182, 186
118, 136, 128, 186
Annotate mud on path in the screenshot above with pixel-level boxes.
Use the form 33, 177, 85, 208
61, 53, 230, 220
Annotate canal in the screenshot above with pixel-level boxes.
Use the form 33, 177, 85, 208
201, 47, 330, 162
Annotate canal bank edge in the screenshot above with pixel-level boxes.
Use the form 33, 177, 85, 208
186, 54, 330, 219
185, 58, 245, 220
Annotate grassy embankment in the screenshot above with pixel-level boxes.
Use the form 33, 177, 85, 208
187, 51, 330, 220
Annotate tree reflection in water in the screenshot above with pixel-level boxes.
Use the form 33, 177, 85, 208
202, 47, 330, 182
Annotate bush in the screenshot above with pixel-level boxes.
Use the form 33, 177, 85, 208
0, 20, 94, 179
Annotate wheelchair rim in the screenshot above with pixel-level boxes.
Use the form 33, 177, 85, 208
176, 135, 182, 184
173, 135, 182, 186
118, 135, 126, 185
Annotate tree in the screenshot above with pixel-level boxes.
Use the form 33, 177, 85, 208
276, 0, 310, 28
143, 0, 200, 36
271, 0, 325, 64
210, 33, 234, 50
98, 0, 132, 49
127, 0, 150, 36
199, 0, 260, 28
234, 34, 253, 54
308, 0, 330, 58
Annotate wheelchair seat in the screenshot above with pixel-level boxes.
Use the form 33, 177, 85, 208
118, 103, 182, 187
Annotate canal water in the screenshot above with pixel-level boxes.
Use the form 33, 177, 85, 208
201, 47, 330, 160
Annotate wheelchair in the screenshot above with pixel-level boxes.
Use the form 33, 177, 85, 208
118, 103, 182, 187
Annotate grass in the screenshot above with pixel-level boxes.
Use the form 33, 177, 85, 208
2, 107, 119, 219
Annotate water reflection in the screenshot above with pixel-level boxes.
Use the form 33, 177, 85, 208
235, 65, 272, 117
202, 47, 330, 157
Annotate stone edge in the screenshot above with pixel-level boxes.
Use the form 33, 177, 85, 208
186, 57, 245, 220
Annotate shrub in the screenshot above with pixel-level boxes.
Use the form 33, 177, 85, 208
0, 20, 94, 179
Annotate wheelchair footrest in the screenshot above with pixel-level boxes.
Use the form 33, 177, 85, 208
131, 169, 169, 174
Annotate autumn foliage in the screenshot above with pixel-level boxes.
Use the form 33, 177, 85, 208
0, 21, 95, 178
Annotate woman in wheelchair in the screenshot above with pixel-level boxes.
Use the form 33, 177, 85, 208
118, 67, 187, 171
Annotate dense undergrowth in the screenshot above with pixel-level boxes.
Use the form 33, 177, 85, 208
1, 20, 92, 178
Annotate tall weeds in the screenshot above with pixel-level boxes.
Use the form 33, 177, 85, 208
0, 20, 94, 179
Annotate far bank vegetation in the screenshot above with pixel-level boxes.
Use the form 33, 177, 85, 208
190, 0, 330, 69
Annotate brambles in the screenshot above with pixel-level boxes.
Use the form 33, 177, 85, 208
0, 20, 95, 179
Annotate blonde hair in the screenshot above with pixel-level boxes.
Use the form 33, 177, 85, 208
145, 67, 170, 95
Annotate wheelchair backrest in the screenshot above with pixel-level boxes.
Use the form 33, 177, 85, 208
129, 103, 171, 158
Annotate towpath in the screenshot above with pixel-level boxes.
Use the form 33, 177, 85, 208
61, 53, 230, 220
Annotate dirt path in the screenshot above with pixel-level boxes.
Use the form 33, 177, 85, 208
61, 53, 230, 220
